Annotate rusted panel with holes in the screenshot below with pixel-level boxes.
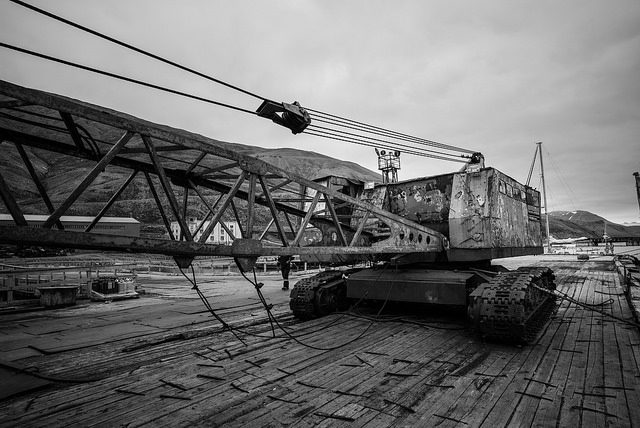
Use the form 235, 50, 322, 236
384, 173, 454, 236
348, 168, 542, 260
449, 168, 542, 251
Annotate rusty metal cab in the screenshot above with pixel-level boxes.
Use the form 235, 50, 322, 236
375, 167, 543, 261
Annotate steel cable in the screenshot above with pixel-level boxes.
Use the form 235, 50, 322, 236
307, 123, 469, 160
304, 129, 468, 163
7, 0, 479, 162
9, 0, 270, 102
307, 108, 476, 154
0, 42, 258, 116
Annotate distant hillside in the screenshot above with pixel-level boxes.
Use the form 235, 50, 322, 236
547, 210, 640, 240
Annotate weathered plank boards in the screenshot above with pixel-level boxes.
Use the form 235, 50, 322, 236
1, 259, 639, 427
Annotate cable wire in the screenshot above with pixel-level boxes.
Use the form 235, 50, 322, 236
2, 40, 471, 163
0, 42, 257, 116
307, 123, 468, 160
178, 266, 247, 346
7, 1, 480, 161
9, 0, 270, 102
536, 284, 640, 328
239, 268, 376, 351
308, 108, 476, 154
303, 129, 468, 163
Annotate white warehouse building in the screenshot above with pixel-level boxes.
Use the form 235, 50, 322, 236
169, 218, 241, 244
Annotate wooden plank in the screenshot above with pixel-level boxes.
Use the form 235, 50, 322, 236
5, 260, 640, 427
579, 272, 607, 428
368, 332, 487, 426
601, 272, 628, 427
529, 273, 586, 426
90, 317, 390, 426
198, 323, 460, 426
556, 268, 599, 428
477, 265, 588, 427
611, 270, 640, 425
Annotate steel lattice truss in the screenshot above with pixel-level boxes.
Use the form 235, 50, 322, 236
0, 80, 444, 268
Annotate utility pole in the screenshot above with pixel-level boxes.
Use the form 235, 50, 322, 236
634, 172, 640, 216
537, 142, 551, 253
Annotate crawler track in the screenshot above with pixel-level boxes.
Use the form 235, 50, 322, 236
289, 270, 348, 319
468, 267, 556, 343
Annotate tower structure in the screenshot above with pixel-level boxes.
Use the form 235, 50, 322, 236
375, 149, 400, 184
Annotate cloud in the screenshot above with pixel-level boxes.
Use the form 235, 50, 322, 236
1, 0, 639, 222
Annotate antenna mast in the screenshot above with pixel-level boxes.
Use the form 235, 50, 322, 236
537, 142, 551, 253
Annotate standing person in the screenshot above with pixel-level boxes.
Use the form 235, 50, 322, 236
277, 256, 292, 290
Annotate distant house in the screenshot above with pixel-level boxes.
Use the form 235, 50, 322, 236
0, 214, 140, 237
169, 218, 241, 244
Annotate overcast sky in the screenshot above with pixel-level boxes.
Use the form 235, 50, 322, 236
1, 0, 639, 223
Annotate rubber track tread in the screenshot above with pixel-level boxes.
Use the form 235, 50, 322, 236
472, 267, 556, 343
289, 271, 345, 320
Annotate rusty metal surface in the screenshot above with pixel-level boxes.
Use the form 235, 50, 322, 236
385, 173, 453, 236
449, 169, 542, 252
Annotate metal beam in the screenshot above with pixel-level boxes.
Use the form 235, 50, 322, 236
258, 218, 276, 241
350, 211, 370, 246
188, 179, 235, 240
142, 134, 193, 241
0, 81, 442, 242
0, 128, 309, 220
230, 199, 245, 238
198, 172, 246, 243
85, 170, 138, 233
180, 185, 189, 241
259, 175, 288, 246
0, 170, 27, 226
14, 143, 64, 229
59, 111, 85, 150
246, 173, 257, 239
186, 152, 206, 175
144, 171, 175, 240
0, 226, 427, 257
324, 193, 348, 246
269, 178, 293, 193
120, 145, 190, 154
292, 191, 321, 247
283, 211, 296, 236
197, 161, 239, 177
0, 99, 31, 108
42, 130, 133, 229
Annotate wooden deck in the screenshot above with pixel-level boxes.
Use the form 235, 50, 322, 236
1, 258, 640, 427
